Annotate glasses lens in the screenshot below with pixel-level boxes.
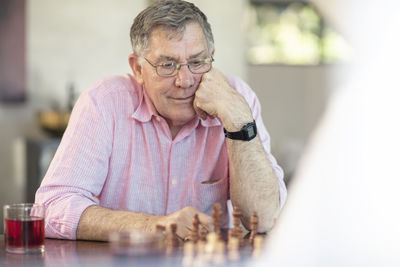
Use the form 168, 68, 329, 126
189, 62, 212, 74
157, 62, 176, 76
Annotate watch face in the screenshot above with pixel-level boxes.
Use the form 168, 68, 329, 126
224, 121, 257, 141
247, 126, 255, 138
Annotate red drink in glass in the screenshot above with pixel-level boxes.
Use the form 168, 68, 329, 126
3, 203, 45, 254
5, 216, 44, 248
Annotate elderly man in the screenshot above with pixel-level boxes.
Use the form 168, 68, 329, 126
35, 0, 287, 241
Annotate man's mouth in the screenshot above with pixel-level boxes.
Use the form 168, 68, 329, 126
171, 95, 194, 102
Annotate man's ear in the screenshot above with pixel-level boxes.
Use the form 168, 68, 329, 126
128, 54, 144, 84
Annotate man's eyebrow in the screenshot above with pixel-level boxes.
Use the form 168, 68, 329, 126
188, 50, 208, 59
155, 50, 208, 62
155, 55, 177, 63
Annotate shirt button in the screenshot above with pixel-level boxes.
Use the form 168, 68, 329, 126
156, 117, 161, 122
171, 179, 177, 185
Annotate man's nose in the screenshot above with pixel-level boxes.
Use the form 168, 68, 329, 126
175, 64, 194, 89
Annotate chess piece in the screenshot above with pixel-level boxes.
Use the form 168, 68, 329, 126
232, 206, 244, 245
196, 239, 206, 255
182, 241, 195, 267
199, 225, 207, 242
196, 226, 207, 258
189, 213, 200, 243
227, 236, 240, 261
193, 241, 207, 267
232, 206, 241, 234
155, 224, 167, 248
204, 232, 218, 261
167, 223, 180, 247
227, 230, 236, 250
212, 202, 222, 236
212, 240, 226, 265
252, 235, 264, 259
236, 227, 243, 246
156, 224, 166, 238
249, 211, 259, 246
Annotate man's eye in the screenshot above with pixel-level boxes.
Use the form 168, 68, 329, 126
160, 62, 175, 68
189, 60, 203, 67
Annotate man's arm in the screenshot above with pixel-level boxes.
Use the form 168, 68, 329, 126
225, 127, 280, 232
194, 68, 281, 232
76, 205, 212, 241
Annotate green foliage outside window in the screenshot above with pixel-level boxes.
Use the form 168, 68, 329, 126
246, 1, 352, 65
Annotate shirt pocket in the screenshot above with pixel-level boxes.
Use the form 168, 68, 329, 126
191, 176, 229, 227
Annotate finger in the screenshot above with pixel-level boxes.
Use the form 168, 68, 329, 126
175, 225, 189, 240
197, 109, 208, 120
193, 100, 208, 120
196, 212, 213, 232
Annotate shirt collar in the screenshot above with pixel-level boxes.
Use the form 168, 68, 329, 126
131, 86, 158, 123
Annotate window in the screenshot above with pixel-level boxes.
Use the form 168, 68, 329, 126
246, 1, 351, 65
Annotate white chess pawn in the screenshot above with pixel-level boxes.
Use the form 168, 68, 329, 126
182, 242, 195, 267
252, 235, 264, 259
212, 240, 226, 265
227, 237, 240, 261
204, 232, 218, 261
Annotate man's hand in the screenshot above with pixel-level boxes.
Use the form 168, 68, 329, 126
153, 206, 212, 239
193, 68, 253, 131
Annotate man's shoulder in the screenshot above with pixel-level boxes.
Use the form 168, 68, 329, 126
84, 74, 141, 100
225, 75, 257, 101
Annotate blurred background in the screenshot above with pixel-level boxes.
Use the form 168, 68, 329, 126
0, 0, 351, 232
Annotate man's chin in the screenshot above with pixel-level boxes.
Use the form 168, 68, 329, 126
165, 111, 197, 126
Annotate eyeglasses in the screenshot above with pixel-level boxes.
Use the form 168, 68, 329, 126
143, 57, 214, 77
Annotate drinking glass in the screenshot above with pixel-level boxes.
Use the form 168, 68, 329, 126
3, 203, 45, 254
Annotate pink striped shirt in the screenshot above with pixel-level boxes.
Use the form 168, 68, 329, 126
35, 74, 286, 239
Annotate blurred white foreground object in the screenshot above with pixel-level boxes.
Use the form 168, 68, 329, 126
254, 0, 400, 266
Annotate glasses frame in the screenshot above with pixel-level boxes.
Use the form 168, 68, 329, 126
143, 56, 214, 77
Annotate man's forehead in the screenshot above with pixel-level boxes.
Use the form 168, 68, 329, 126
150, 22, 203, 40
147, 24, 209, 60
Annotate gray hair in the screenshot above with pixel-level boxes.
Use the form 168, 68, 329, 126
130, 0, 214, 56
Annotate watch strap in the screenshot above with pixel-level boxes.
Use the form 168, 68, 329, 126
223, 121, 257, 141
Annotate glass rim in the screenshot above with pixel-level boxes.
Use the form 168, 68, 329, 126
3, 203, 44, 209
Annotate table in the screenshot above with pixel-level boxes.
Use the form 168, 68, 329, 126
0, 234, 257, 266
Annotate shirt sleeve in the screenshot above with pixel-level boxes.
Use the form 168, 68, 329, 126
226, 76, 287, 209
35, 81, 113, 239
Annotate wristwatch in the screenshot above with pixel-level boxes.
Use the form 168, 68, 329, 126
223, 121, 257, 141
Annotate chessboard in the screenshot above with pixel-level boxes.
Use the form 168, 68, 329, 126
109, 203, 266, 266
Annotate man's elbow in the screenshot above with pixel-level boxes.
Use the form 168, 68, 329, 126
256, 214, 278, 233
246, 204, 280, 233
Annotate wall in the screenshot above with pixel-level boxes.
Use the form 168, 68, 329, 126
0, 0, 247, 233
247, 64, 347, 180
